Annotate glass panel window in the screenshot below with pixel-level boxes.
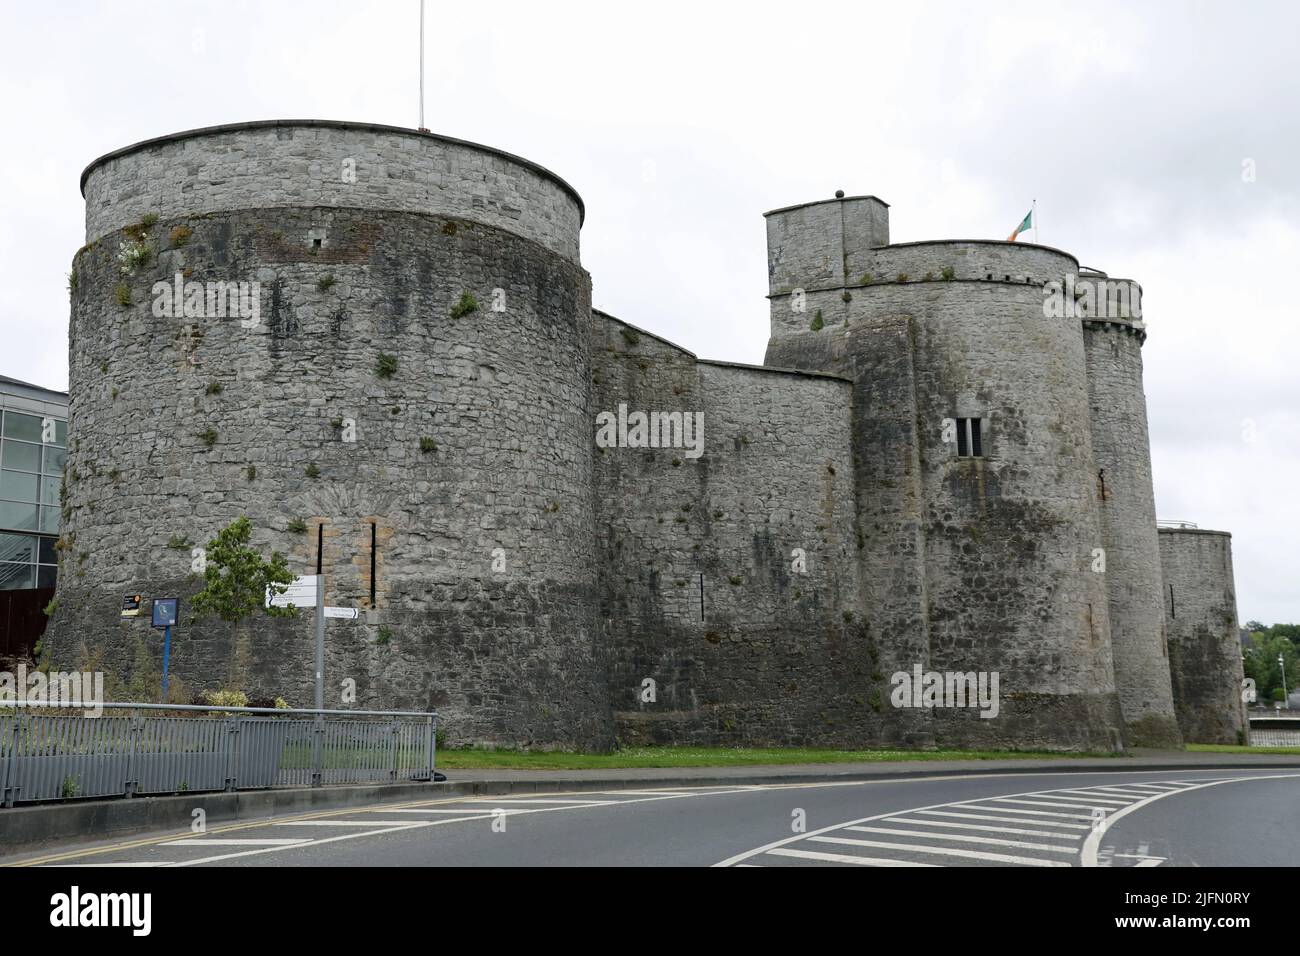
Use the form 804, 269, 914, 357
54, 419, 68, 447
37, 535, 57, 564
39, 506, 60, 533
1, 440, 41, 472
0, 561, 33, 590
42, 445, 66, 474
0, 500, 39, 531
41, 475, 60, 505
36, 565, 57, 589
0, 470, 39, 502
0, 532, 36, 563
2, 412, 42, 442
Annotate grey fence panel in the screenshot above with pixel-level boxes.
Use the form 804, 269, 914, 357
132, 717, 228, 795
0, 703, 437, 805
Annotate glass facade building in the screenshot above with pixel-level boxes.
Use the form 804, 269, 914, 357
0, 374, 68, 653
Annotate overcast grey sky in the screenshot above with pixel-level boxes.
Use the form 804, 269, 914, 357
0, 0, 1295, 623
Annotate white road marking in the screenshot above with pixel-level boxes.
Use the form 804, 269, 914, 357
612, 791, 694, 797
160, 786, 783, 867
911, 809, 1090, 830
463, 798, 617, 805
962, 803, 1093, 819
271, 820, 426, 828
808, 835, 1070, 867
842, 827, 1076, 858
768, 848, 938, 867
1081, 774, 1300, 866
358, 808, 527, 815
882, 817, 1081, 839
160, 838, 311, 847
1040, 791, 1133, 805
50, 861, 174, 867
987, 798, 1110, 813
717, 774, 1300, 868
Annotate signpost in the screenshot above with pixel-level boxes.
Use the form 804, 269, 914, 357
264, 575, 359, 712
151, 597, 179, 700
266, 574, 320, 610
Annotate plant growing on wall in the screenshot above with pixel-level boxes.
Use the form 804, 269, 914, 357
189, 516, 297, 623
450, 291, 479, 318
117, 238, 153, 274
376, 353, 398, 379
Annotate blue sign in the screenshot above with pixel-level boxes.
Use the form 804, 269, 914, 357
151, 598, 178, 628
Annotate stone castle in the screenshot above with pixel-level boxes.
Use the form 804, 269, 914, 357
45, 120, 1249, 751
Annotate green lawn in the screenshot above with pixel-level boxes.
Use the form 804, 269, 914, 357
432, 745, 1120, 771
1187, 743, 1300, 755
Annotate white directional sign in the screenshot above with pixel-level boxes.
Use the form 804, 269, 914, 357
324, 606, 359, 620
266, 574, 319, 609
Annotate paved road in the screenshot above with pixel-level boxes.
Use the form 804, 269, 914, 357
8, 769, 1297, 867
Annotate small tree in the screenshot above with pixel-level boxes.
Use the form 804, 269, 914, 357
190, 516, 298, 622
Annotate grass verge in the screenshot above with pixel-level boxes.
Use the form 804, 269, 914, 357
1187, 743, 1300, 755
433, 745, 1120, 771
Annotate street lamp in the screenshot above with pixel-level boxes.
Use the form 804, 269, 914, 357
1281, 654, 1290, 710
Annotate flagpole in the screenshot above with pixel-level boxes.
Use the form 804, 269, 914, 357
1033, 198, 1038, 245
418, 0, 426, 131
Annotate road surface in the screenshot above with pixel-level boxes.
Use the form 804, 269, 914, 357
8, 768, 1298, 867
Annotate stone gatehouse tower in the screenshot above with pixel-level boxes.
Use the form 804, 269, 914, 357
44, 120, 1245, 751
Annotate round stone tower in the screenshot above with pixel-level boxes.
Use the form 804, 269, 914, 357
1158, 526, 1248, 745
46, 120, 611, 749
765, 196, 1123, 751
1082, 294, 1183, 747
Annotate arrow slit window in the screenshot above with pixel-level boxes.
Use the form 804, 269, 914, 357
956, 417, 983, 458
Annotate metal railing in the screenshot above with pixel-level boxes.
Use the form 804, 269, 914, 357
1156, 519, 1199, 529
0, 701, 437, 807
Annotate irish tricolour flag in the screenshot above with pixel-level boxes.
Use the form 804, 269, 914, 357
1007, 209, 1032, 242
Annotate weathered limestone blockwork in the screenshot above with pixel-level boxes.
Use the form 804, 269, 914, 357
592, 313, 877, 746
81, 121, 584, 262
45, 123, 1242, 752
1084, 317, 1182, 747
49, 123, 607, 749
1159, 529, 1248, 745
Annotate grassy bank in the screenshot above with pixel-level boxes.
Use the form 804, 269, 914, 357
1187, 743, 1300, 755
432, 745, 1121, 771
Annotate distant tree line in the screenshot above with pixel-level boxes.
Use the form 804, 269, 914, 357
1241, 622, 1299, 705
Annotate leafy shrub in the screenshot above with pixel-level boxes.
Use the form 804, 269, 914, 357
189, 516, 297, 622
